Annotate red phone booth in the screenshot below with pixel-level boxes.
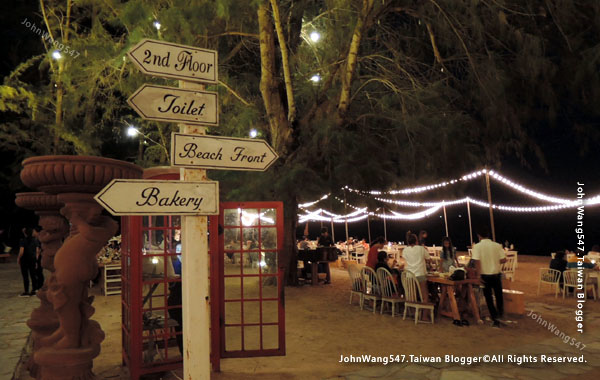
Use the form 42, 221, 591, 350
121, 168, 219, 379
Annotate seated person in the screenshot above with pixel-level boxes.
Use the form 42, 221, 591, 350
566, 253, 599, 270
366, 236, 386, 269
374, 250, 402, 291
298, 236, 310, 250
549, 250, 567, 287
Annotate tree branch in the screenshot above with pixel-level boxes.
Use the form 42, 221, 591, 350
338, 0, 374, 120
270, 0, 297, 122
218, 79, 252, 107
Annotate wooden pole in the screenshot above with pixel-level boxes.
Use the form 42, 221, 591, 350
343, 188, 349, 243
443, 202, 449, 237
367, 214, 372, 243
330, 219, 335, 242
179, 80, 210, 380
467, 199, 473, 247
382, 208, 387, 241
485, 170, 496, 241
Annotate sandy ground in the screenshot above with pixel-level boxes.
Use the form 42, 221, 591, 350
16, 254, 600, 380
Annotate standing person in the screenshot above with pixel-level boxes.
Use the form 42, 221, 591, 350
32, 227, 44, 292
403, 233, 431, 302
366, 236, 386, 269
440, 237, 459, 272
17, 227, 38, 296
418, 230, 428, 246
472, 226, 506, 328
317, 227, 333, 247
549, 251, 567, 289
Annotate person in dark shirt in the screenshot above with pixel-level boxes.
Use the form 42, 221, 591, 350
374, 250, 402, 289
18, 227, 38, 297
317, 227, 333, 247
418, 230, 428, 246
549, 251, 567, 288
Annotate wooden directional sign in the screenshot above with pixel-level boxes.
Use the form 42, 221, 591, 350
128, 84, 218, 127
94, 179, 219, 216
171, 133, 279, 171
127, 39, 218, 84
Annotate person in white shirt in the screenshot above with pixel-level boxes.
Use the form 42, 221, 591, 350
472, 226, 506, 328
403, 233, 431, 302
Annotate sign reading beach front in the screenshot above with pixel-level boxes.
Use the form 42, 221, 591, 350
127, 39, 218, 84
127, 84, 218, 127
171, 133, 279, 171
94, 179, 219, 216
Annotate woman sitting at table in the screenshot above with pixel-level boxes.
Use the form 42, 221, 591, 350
440, 237, 459, 273
375, 250, 402, 288
366, 236, 386, 269
403, 233, 431, 303
549, 251, 567, 288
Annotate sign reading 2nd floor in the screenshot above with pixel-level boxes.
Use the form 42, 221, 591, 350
127, 39, 218, 84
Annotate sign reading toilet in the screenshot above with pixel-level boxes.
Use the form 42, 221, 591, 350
127, 39, 218, 84
95, 179, 219, 216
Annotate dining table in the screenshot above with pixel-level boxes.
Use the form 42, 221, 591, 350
427, 275, 482, 323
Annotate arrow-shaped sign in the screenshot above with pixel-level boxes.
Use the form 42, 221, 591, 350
171, 133, 279, 171
127, 84, 219, 127
94, 179, 219, 216
127, 39, 218, 84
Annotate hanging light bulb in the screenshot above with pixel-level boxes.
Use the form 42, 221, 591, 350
310, 31, 321, 42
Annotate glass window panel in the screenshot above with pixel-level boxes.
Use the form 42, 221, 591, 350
142, 256, 176, 280
262, 325, 279, 350
224, 208, 240, 226
261, 276, 278, 299
224, 302, 241, 324
243, 326, 260, 351
143, 216, 149, 227
225, 326, 242, 351
242, 252, 260, 275
165, 229, 182, 254
224, 229, 241, 251
240, 208, 259, 226
243, 301, 260, 324
224, 253, 241, 275
242, 228, 259, 250
243, 276, 260, 299
224, 277, 241, 300
166, 344, 182, 360
260, 208, 276, 226
147, 230, 165, 253
262, 251, 278, 275
260, 228, 277, 250
262, 301, 279, 324
170, 215, 181, 228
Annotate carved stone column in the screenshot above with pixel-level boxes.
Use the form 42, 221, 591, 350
18, 155, 142, 380
14, 192, 68, 379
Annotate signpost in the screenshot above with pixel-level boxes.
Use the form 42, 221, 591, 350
127, 38, 218, 84
94, 179, 219, 216
128, 84, 218, 126
98, 37, 279, 380
171, 133, 279, 171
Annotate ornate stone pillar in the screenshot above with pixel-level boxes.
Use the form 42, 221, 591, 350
18, 156, 142, 380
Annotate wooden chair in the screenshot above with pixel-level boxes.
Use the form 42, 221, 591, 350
537, 268, 561, 298
563, 269, 597, 300
502, 256, 516, 281
360, 266, 381, 313
347, 264, 364, 307
376, 267, 404, 317
401, 271, 434, 324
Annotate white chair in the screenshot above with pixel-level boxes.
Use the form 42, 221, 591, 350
376, 267, 404, 317
401, 271, 434, 324
537, 268, 561, 298
360, 266, 381, 313
347, 264, 364, 307
563, 269, 597, 300
353, 246, 366, 264
502, 256, 516, 281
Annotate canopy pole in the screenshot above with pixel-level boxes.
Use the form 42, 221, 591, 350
485, 170, 496, 241
443, 201, 449, 237
320, 210, 323, 229
343, 188, 349, 243
330, 218, 335, 242
382, 208, 387, 241
367, 214, 372, 243
467, 199, 473, 247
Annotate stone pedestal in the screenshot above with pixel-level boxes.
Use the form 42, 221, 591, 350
18, 155, 142, 380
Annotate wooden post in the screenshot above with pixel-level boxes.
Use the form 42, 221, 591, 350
343, 188, 349, 243
485, 170, 496, 241
467, 199, 473, 247
179, 81, 210, 380
367, 214, 371, 244
382, 208, 387, 241
330, 219, 335, 242
443, 202, 449, 237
